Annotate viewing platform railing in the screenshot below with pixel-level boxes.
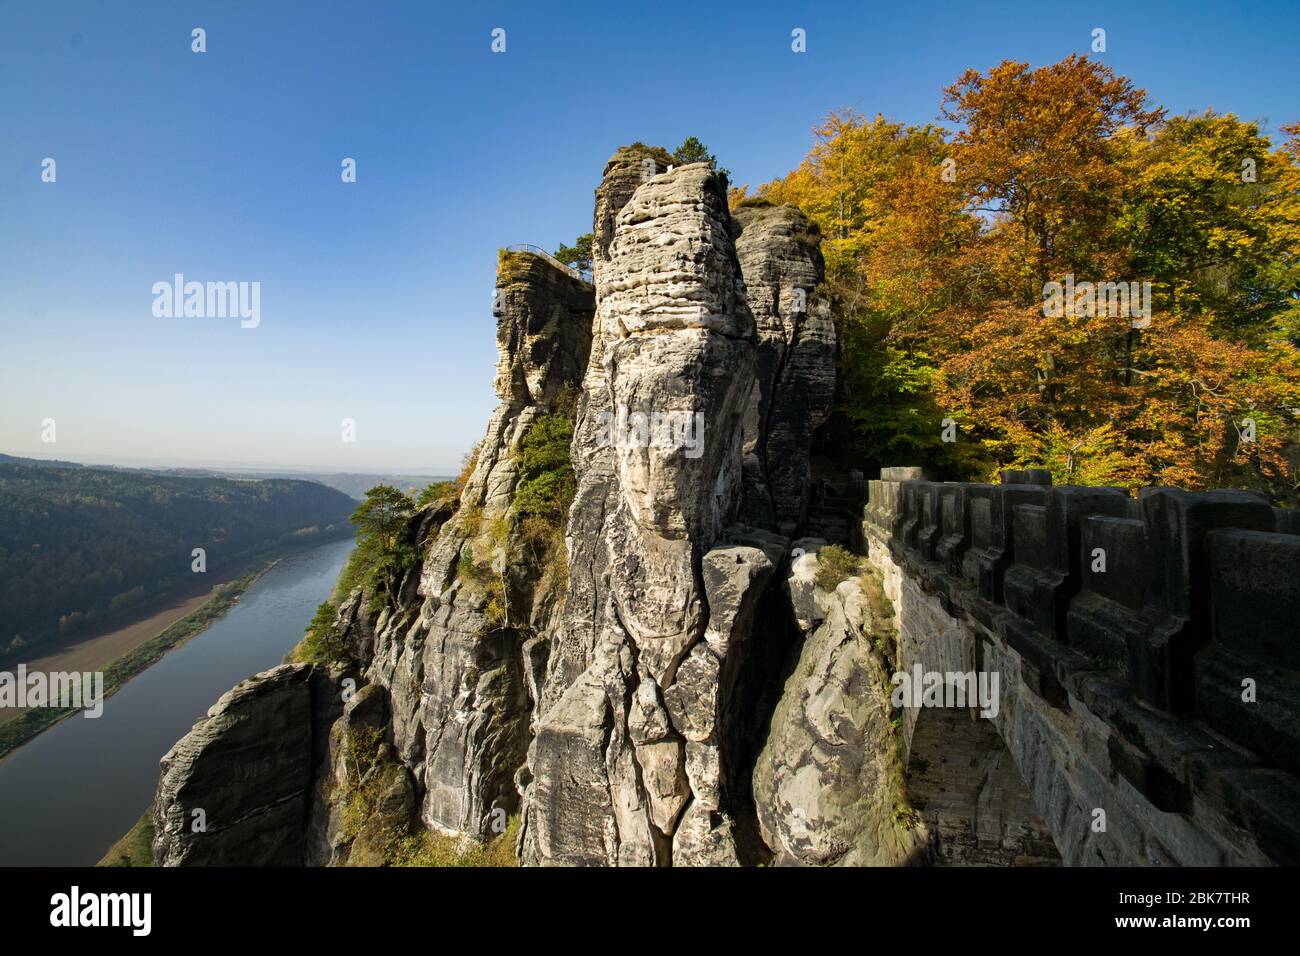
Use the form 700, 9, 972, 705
505, 244, 593, 284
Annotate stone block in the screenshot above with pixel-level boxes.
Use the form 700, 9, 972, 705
1068, 515, 1148, 667
935, 483, 970, 575
1134, 489, 1274, 713
1274, 507, 1300, 536
1005, 487, 1130, 643
881, 466, 926, 481
1106, 734, 1191, 814
1197, 648, 1300, 778
1206, 529, 1300, 669
1001, 468, 1053, 486
916, 481, 943, 561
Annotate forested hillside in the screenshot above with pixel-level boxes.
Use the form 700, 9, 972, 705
0, 461, 356, 657
143, 468, 448, 501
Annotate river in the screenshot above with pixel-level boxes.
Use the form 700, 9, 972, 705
0, 536, 354, 866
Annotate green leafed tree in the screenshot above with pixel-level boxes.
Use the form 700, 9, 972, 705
295, 600, 348, 664
554, 233, 593, 272
513, 406, 576, 524
415, 479, 456, 509
351, 485, 415, 556
672, 136, 731, 180
346, 485, 418, 598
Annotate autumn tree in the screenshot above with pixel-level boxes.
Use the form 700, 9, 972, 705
759, 112, 973, 473
758, 57, 1300, 501
1115, 113, 1300, 339
941, 55, 1164, 299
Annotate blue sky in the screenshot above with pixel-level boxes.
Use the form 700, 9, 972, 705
2, 0, 1297, 473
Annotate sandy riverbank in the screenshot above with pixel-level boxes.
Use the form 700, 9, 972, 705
0, 566, 251, 723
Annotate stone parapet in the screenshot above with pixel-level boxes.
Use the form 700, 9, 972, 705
863, 468, 1300, 865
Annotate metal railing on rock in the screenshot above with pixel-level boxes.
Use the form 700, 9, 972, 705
505, 244, 593, 284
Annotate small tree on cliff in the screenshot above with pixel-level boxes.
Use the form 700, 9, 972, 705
415, 479, 456, 510
554, 233, 593, 272
672, 136, 731, 180
350, 484, 417, 593
296, 600, 348, 664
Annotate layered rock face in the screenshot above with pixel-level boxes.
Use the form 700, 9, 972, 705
366, 250, 594, 838
151, 144, 842, 868
541, 144, 673, 701
731, 204, 836, 534
307, 682, 414, 866
153, 663, 344, 865
518, 160, 834, 866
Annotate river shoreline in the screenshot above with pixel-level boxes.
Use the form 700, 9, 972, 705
0, 529, 356, 681
0, 536, 355, 865
0, 533, 357, 761
0, 561, 279, 762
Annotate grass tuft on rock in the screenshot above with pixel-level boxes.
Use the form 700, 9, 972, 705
97, 810, 155, 867
814, 543, 861, 591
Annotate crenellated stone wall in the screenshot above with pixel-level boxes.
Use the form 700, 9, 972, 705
863, 467, 1300, 865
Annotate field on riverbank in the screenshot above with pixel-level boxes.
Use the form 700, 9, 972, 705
0, 562, 275, 761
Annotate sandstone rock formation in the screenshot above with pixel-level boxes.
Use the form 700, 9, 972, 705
521, 161, 766, 866
148, 140, 1300, 870
731, 203, 836, 534
537, 144, 673, 705
754, 549, 929, 866
365, 248, 594, 839
152, 143, 844, 868
154, 663, 345, 866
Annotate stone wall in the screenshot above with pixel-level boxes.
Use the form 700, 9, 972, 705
863, 467, 1300, 865
907, 706, 1060, 866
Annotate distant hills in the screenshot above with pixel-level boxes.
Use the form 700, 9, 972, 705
0, 454, 449, 500
0, 457, 362, 658
138, 466, 448, 501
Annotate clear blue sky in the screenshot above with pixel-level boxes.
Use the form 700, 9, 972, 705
2, 0, 1297, 473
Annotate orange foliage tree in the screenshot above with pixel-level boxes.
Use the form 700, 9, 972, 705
747, 56, 1300, 501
